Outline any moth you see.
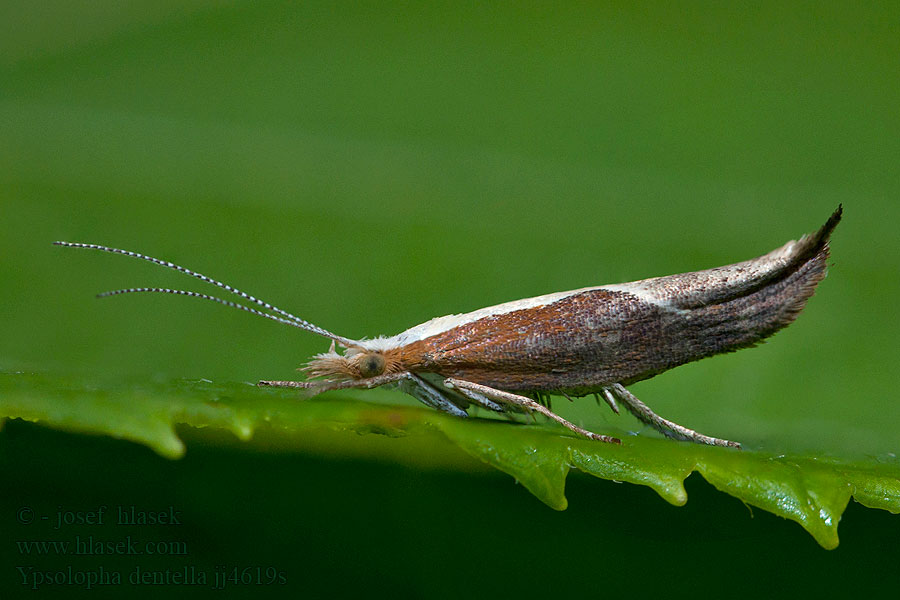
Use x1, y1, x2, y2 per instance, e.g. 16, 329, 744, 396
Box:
55, 206, 842, 449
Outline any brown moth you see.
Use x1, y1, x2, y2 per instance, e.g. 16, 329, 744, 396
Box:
55, 206, 842, 448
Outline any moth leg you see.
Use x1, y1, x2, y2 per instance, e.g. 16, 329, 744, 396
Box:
258, 380, 313, 389
608, 383, 741, 449
439, 383, 505, 413
259, 371, 409, 393
399, 373, 469, 418
600, 389, 620, 414
444, 379, 621, 444
260, 373, 469, 418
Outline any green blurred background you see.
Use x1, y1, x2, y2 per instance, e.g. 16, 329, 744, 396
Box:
2, 1, 899, 596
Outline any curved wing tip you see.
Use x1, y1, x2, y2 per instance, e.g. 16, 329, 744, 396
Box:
822, 204, 843, 239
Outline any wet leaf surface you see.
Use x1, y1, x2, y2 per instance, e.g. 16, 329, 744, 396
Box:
3, 372, 897, 549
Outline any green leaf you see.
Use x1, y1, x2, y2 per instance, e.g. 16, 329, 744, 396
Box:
2, 372, 897, 550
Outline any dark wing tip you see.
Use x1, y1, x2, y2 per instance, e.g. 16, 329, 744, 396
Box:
819, 204, 843, 243
794, 205, 843, 265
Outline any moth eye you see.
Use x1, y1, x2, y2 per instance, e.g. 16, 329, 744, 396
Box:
358, 353, 386, 378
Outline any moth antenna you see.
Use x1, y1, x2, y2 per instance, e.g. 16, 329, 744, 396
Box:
97, 287, 350, 336
54, 241, 357, 347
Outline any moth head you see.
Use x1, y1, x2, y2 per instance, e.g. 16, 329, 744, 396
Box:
303, 343, 396, 382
